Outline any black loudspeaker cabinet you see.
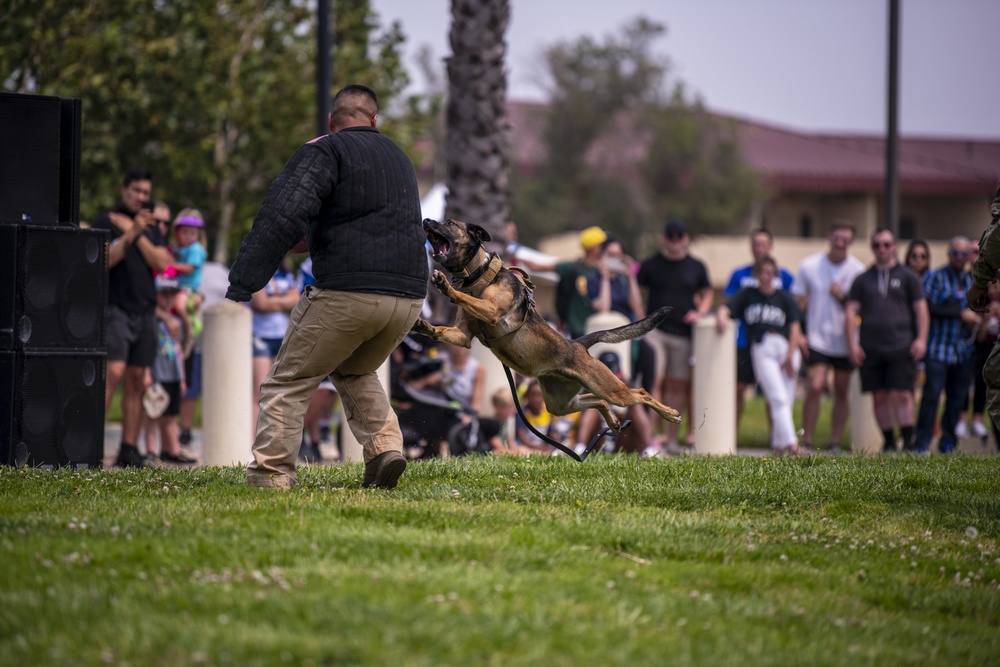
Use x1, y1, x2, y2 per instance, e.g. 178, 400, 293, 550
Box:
0, 225, 109, 351
0, 350, 106, 468
59, 97, 83, 225
0, 92, 63, 225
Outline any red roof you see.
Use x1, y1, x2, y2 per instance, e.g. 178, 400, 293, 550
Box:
503, 100, 1000, 195
728, 114, 999, 194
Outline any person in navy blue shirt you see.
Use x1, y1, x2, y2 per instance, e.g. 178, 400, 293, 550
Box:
723, 229, 794, 430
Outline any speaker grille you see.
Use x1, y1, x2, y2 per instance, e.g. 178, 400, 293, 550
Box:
0, 225, 108, 350
0, 92, 62, 225
0, 351, 106, 467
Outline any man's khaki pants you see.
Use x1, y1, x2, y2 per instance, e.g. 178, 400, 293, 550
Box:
247, 287, 423, 488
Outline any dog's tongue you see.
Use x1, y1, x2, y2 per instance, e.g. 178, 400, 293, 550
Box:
430, 236, 449, 256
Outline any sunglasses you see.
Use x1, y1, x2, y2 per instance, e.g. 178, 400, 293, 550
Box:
909, 253, 927, 260
871, 241, 894, 249
950, 250, 970, 258
666, 232, 685, 241
154, 219, 170, 225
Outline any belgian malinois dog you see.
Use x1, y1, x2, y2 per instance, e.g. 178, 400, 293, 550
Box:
412, 218, 682, 434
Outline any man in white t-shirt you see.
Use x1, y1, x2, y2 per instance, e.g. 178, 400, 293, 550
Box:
791, 222, 866, 451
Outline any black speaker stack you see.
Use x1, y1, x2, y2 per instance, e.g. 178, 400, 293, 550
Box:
0, 91, 108, 468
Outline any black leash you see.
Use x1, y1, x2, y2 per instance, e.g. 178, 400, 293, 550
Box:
502, 364, 628, 462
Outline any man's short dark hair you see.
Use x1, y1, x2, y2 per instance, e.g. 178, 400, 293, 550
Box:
753, 255, 778, 276
870, 227, 894, 243
123, 168, 153, 187
331, 84, 378, 123
750, 228, 773, 242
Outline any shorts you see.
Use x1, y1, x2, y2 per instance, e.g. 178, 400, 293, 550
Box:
736, 346, 756, 385
161, 380, 182, 417
253, 336, 284, 358
859, 347, 916, 393
805, 347, 854, 372
106, 304, 158, 367
646, 328, 692, 382
183, 350, 202, 399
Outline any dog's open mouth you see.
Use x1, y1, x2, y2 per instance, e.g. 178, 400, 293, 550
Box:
427, 230, 450, 258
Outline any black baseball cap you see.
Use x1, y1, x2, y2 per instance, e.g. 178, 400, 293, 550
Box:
664, 218, 688, 237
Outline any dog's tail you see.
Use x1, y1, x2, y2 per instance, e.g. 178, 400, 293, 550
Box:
575, 307, 673, 349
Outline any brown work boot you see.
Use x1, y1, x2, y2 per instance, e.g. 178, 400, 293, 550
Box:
362, 450, 407, 489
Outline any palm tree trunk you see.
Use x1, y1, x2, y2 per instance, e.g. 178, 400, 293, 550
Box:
444, 0, 511, 247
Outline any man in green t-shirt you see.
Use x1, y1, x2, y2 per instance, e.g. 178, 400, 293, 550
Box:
554, 226, 607, 338
510, 225, 606, 339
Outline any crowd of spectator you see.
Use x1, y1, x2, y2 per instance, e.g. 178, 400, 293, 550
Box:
98, 168, 998, 465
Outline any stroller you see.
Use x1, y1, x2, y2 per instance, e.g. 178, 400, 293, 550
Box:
392, 338, 487, 458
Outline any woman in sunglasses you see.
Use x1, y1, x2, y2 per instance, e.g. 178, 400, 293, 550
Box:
904, 239, 931, 277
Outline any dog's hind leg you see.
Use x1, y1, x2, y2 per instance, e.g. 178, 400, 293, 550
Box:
564, 393, 623, 433
628, 388, 683, 424
567, 361, 684, 425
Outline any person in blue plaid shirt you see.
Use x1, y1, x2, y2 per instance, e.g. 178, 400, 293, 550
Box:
914, 236, 981, 453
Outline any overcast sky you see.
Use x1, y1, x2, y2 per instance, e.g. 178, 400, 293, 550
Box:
370, 0, 1000, 139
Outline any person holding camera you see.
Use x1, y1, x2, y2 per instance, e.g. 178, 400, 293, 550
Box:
91, 168, 173, 468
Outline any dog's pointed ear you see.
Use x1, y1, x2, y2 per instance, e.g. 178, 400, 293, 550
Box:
468, 223, 492, 244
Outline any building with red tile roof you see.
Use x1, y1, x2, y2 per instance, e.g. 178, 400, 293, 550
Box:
497, 101, 1000, 241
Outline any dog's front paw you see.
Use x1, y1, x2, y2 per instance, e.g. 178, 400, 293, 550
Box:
431, 269, 450, 294
411, 318, 435, 337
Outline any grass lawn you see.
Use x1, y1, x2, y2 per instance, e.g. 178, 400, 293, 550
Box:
1, 454, 998, 666
108, 388, 845, 452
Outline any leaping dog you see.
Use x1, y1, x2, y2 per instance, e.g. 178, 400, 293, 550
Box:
411, 218, 682, 434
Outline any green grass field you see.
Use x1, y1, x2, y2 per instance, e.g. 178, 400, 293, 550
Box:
2, 454, 998, 666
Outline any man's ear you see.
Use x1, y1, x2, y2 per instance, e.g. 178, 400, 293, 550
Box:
468, 223, 492, 244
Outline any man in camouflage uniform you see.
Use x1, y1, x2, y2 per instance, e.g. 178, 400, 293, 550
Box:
965, 185, 1000, 441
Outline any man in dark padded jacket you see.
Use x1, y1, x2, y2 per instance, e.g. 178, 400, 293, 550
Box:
226, 84, 428, 490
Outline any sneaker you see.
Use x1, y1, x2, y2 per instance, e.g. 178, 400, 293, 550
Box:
160, 452, 197, 465
115, 445, 149, 468
179, 429, 192, 446
971, 421, 989, 438
362, 450, 407, 489
955, 421, 968, 438
298, 441, 321, 464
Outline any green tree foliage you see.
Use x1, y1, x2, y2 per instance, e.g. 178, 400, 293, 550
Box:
0, 0, 419, 262
512, 18, 760, 254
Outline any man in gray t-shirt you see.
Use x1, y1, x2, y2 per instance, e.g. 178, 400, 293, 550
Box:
845, 228, 928, 452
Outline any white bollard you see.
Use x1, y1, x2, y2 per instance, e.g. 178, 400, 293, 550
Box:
849, 372, 882, 455
585, 312, 632, 379
692, 316, 737, 455
471, 338, 507, 418
336, 360, 390, 464
201, 302, 253, 466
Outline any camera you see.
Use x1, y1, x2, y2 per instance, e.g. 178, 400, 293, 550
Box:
604, 257, 627, 273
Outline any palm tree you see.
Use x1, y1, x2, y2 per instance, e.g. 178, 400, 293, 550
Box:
444, 0, 510, 246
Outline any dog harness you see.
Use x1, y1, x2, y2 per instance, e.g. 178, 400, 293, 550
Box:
453, 248, 505, 297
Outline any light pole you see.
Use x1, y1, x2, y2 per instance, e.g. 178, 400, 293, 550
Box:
885, 0, 900, 235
